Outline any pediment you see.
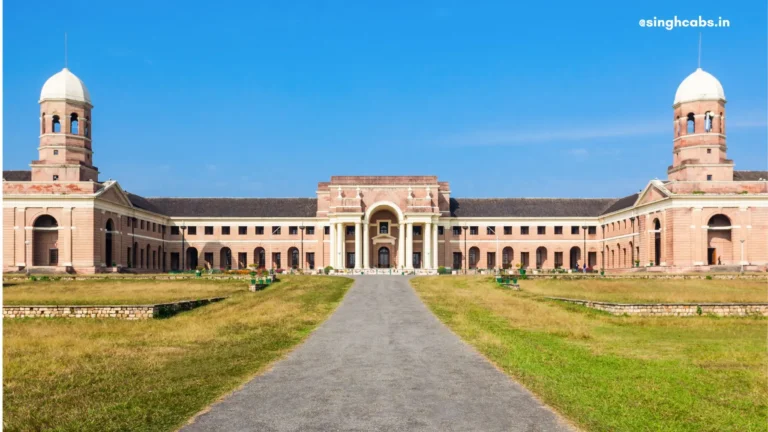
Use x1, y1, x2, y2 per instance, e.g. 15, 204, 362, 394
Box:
372, 234, 396, 244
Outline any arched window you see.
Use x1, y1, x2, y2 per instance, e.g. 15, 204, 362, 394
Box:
720, 112, 724, 134
52, 115, 61, 133
70, 113, 79, 134
708, 214, 731, 227
675, 116, 680, 136
41, 113, 46, 134
84, 117, 90, 138
704, 111, 712, 132
686, 113, 695, 134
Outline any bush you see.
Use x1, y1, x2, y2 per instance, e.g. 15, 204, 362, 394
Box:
324, 266, 333, 275
437, 266, 448, 275
705, 275, 713, 280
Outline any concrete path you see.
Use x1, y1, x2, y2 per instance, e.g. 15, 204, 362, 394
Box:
183, 276, 572, 432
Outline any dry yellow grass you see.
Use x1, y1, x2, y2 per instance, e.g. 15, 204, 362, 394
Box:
522, 277, 767, 303
3, 278, 246, 305
411, 276, 767, 431
3, 276, 353, 431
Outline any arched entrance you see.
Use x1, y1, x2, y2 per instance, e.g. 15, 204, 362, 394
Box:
105, 219, 114, 267
288, 247, 300, 269
536, 246, 548, 269
707, 214, 732, 265
569, 246, 580, 269
32, 215, 59, 266
468, 247, 480, 269
377, 246, 390, 268
186, 247, 198, 270
220, 247, 232, 270
254, 247, 265, 268
502, 246, 513, 268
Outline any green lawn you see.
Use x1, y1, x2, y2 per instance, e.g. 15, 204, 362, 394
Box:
411, 276, 767, 432
3, 278, 247, 305
3, 276, 353, 431
520, 277, 767, 303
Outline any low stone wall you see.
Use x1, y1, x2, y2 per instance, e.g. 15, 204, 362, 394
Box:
3, 298, 225, 320
549, 297, 768, 317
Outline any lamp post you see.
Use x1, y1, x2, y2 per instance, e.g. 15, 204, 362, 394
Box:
462, 225, 468, 274
581, 225, 588, 272
740, 239, 745, 273
299, 224, 305, 270
180, 224, 187, 271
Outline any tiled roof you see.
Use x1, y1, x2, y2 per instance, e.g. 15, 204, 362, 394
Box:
600, 193, 640, 215
733, 171, 768, 181
2, 170, 31, 181
449, 198, 617, 218
128, 196, 318, 218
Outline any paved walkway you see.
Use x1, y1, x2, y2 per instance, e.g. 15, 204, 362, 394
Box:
183, 276, 572, 432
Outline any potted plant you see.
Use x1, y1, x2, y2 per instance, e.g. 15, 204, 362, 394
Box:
634, 260, 640, 267
600, 268, 605, 276
195, 265, 204, 277
516, 263, 526, 277
324, 265, 333, 275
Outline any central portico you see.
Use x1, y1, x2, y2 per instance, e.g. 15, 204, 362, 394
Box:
319, 176, 446, 270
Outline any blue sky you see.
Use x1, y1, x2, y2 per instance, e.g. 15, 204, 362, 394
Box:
4, 1, 767, 198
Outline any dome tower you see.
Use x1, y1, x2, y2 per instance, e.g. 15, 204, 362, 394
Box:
668, 68, 732, 182
32, 68, 98, 182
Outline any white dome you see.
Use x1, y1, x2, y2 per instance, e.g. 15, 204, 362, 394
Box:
674, 68, 725, 105
39, 68, 91, 104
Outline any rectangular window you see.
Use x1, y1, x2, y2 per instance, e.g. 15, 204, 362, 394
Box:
255, 226, 264, 235
380, 222, 389, 234
238, 226, 247, 235
53, 149, 59, 155
49, 248, 59, 265
554, 252, 563, 268
289, 226, 298, 235
452, 227, 462, 236
204, 252, 214, 266
238, 252, 247, 269
152, 223, 156, 232
188, 226, 197, 235
346, 226, 355, 236
469, 226, 478, 235
555, 226, 563, 235
588, 226, 597, 235
306, 252, 315, 270
306, 226, 315, 235
52, 175, 59, 181
272, 252, 282, 269
453, 252, 462, 269
140, 220, 145, 230
521, 226, 529, 235
537, 226, 546, 235
272, 226, 281, 235
487, 252, 496, 268
487, 226, 496, 235
171, 226, 180, 235
437, 226, 444, 235
413, 226, 422, 236
127, 218, 131, 228
707, 174, 713, 181
324, 226, 330, 235
205, 226, 214, 235
520, 252, 530, 268
503, 226, 512, 235
707, 148, 712, 154
571, 226, 579, 235
222, 226, 230, 235
588, 251, 597, 268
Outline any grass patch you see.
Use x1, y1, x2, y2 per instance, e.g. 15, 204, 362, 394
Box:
411, 276, 767, 432
3, 275, 353, 431
522, 277, 767, 303
3, 279, 247, 305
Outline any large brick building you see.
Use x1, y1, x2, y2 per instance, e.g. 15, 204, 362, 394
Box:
3, 67, 767, 274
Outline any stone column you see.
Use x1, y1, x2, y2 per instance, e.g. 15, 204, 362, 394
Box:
337, 222, 345, 269
432, 223, 439, 268
406, 222, 414, 269
363, 219, 370, 269
329, 222, 336, 269
354, 221, 362, 269
397, 222, 405, 268
424, 222, 432, 269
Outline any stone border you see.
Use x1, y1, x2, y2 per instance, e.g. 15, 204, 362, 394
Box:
548, 297, 768, 317
3, 297, 226, 320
